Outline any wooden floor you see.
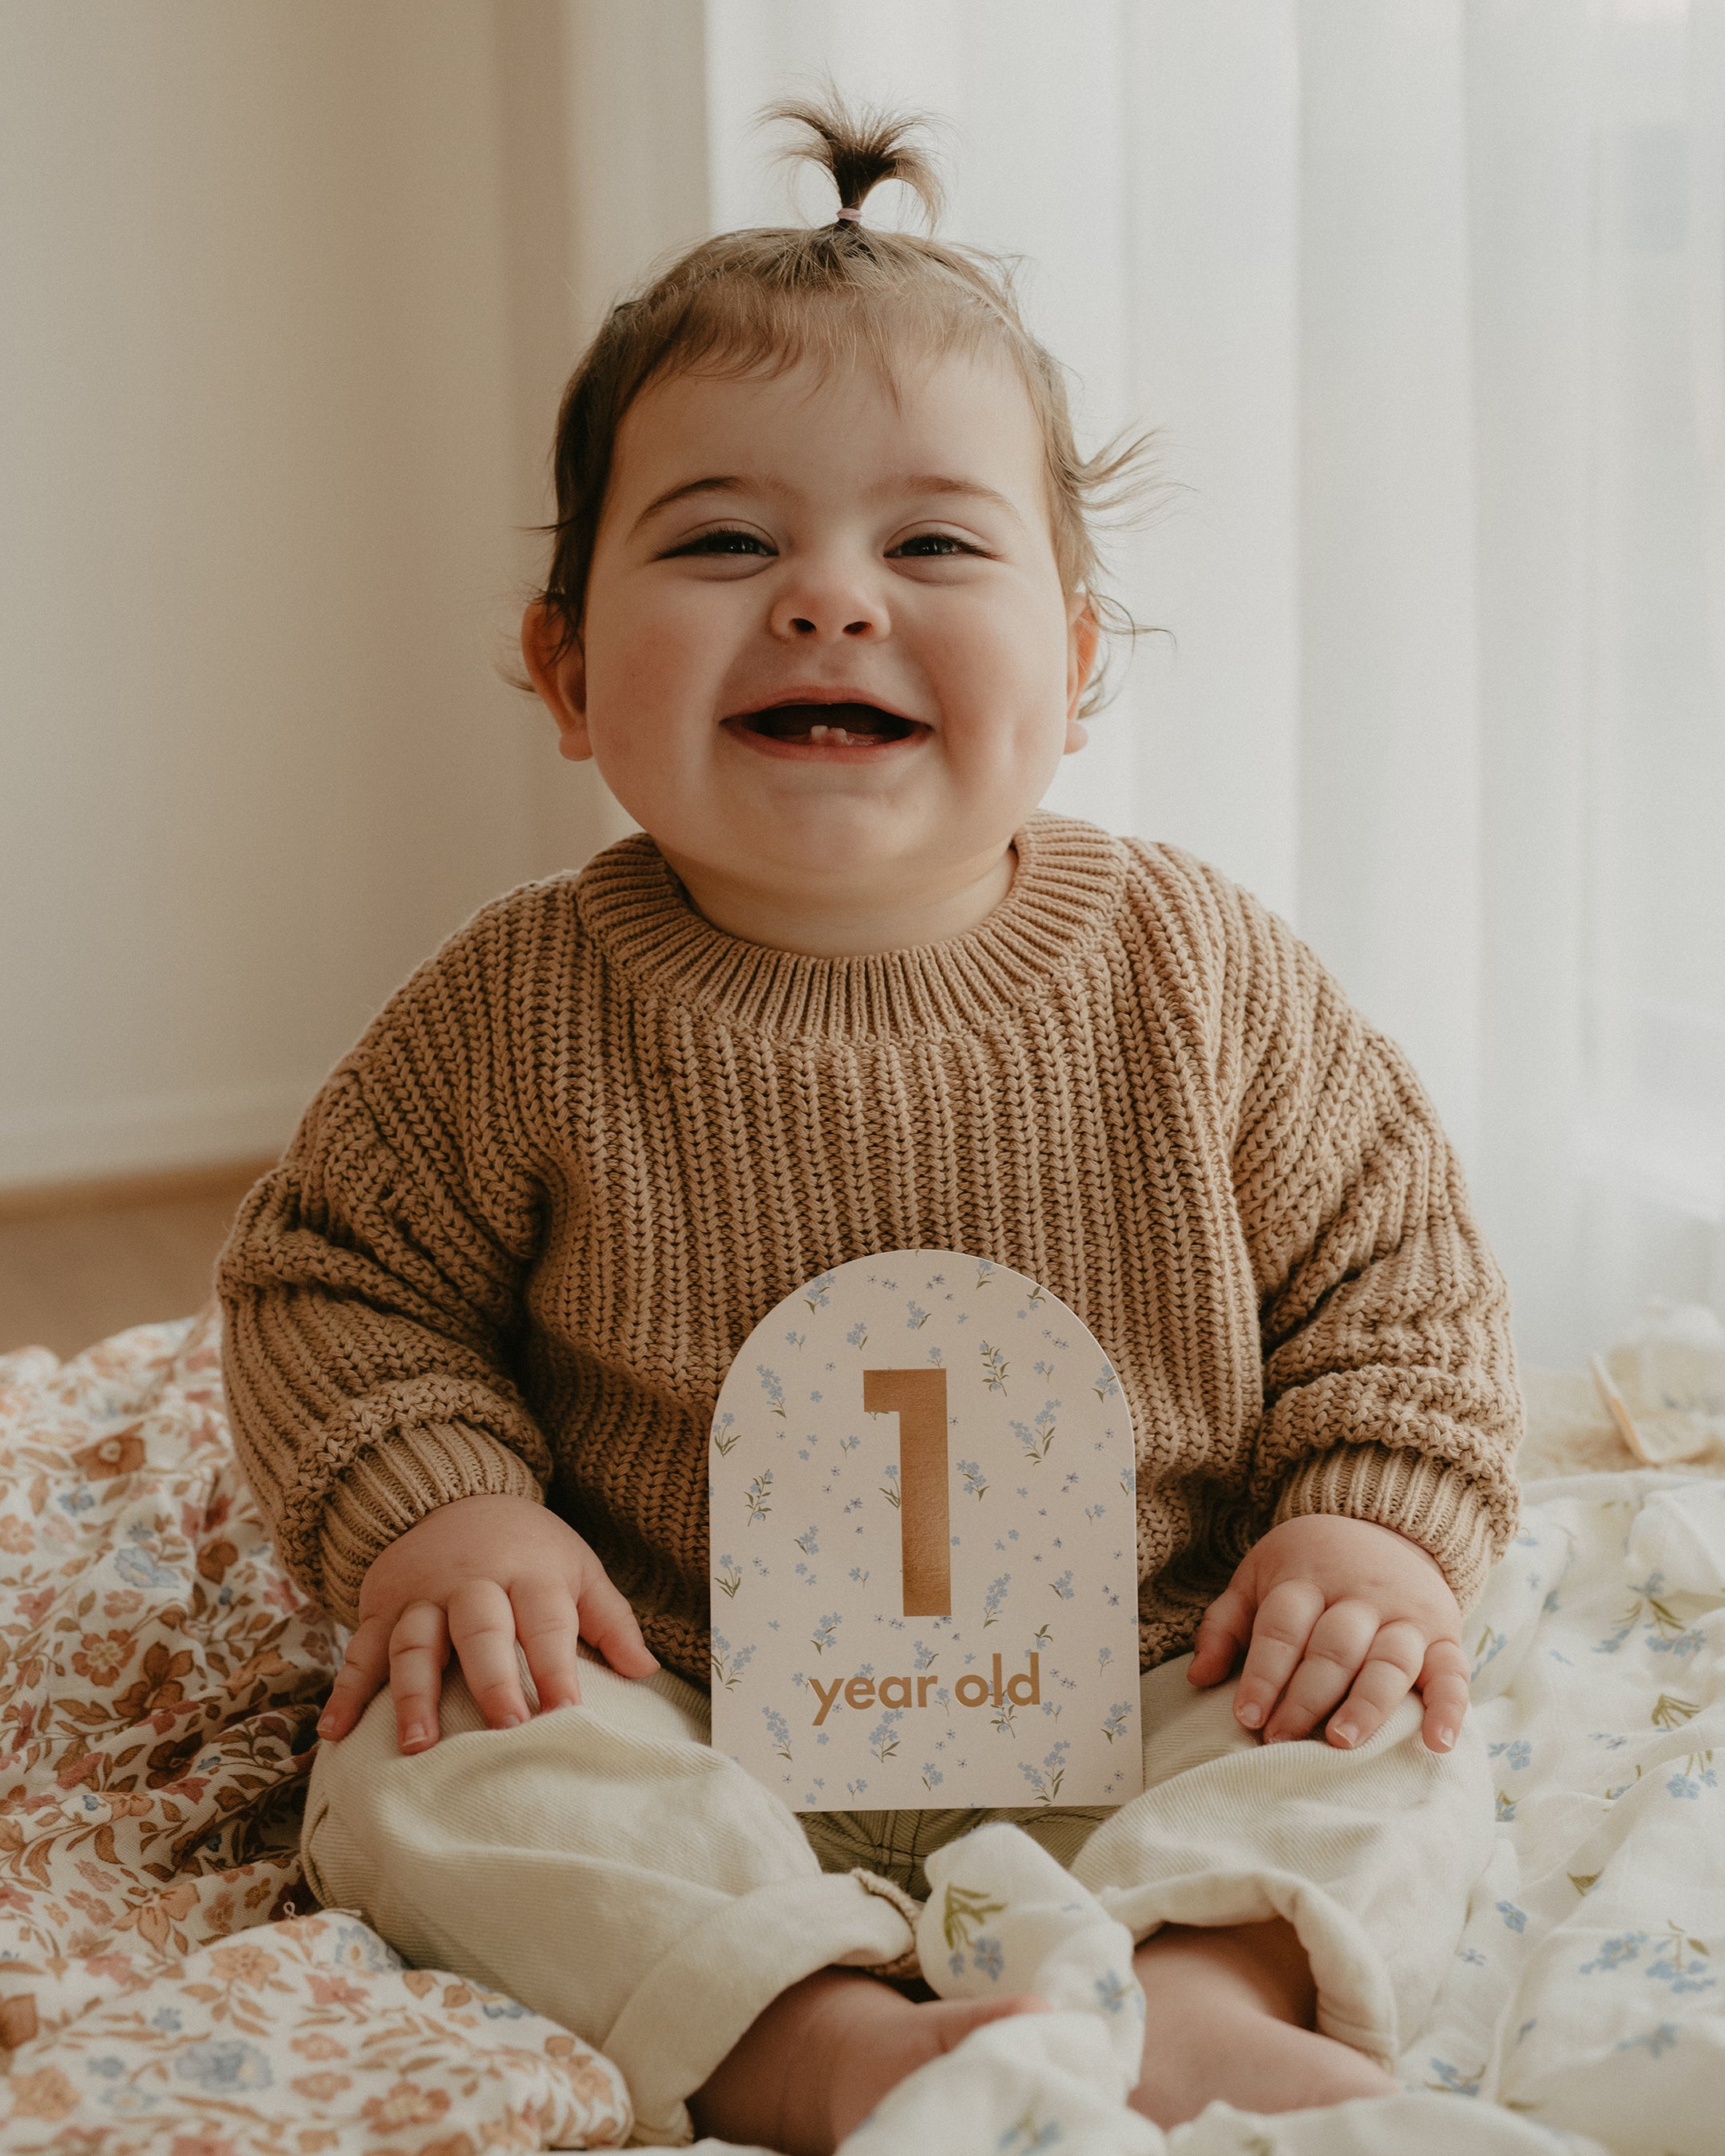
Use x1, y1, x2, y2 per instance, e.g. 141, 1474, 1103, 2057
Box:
0, 1161, 273, 1362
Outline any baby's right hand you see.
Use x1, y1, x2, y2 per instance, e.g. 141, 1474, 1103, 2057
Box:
315, 1492, 658, 1754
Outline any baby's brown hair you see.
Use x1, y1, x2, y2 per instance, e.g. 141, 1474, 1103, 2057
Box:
532, 90, 1152, 715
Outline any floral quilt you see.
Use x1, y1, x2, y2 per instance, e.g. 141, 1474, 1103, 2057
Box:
2, 1310, 1722, 2156
0, 1310, 632, 2152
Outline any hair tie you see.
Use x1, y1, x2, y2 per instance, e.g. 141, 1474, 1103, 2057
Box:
834, 204, 862, 224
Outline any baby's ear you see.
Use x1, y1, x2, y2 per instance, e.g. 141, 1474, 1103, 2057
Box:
521, 601, 593, 763
1064, 597, 1100, 754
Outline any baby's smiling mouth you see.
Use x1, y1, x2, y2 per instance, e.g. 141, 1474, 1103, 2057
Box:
726, 701, 924, 749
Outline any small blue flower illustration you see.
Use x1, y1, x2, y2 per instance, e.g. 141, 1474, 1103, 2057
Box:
1614, 2022, 1679, 2058
1093, 1968, 1141, 2018
1580, 1932, 1647, 1975
115, 1541, 180, 1591
331, 1922, 402, 1972
173, 2039, 273, 2092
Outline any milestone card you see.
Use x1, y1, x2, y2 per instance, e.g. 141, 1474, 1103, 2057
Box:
709, 1251, 1144, 1811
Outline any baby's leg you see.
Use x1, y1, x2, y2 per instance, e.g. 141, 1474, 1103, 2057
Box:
1125, 1917, 1393, 2124
692, 1966, 1047, 2154
1050, 1652, 1492, 2125
302, 1654, 951, 2146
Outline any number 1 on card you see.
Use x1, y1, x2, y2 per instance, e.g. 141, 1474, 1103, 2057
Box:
862, 1367, 951, 1616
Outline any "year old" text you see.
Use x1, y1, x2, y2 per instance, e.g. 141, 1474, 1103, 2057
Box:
807, 1653, 1041, 1726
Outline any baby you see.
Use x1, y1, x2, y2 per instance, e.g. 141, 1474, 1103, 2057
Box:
220, 99, 1518, 2154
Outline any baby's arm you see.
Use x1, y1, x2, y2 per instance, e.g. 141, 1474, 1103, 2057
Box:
1188, 1512, 1468, 1752
1155, 853, 1520, 1722
218, 894, 651, 1742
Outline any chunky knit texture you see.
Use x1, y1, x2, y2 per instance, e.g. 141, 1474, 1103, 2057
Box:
218, 814, 1521, 1685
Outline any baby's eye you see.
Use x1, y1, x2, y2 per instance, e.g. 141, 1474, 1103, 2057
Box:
664, 528, 773, 557
890, 532, 983, 558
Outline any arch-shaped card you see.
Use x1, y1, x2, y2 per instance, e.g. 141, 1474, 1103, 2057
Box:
709, 1251, 1144, 1811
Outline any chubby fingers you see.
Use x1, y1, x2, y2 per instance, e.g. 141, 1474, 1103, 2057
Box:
576, 1558, 660, 1680
511, 1575, 585, 1713
1188, 1579, 1255, 1689
1258, 1597, 1386, 1742
318, 1613, 392, 1742
1229, 1579, 1326, 1733
1415, 1636, 1470, 1753
389, 1599, 454, 1753
1321, 1618, 1428, 1749
446, 1577, 532, 1734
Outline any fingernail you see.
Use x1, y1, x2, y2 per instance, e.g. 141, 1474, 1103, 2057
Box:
316, 1716, 335, 1738
1434, 1725, 1456, 1750
1331, 1722, 1358, 1748
500, 1711, 527, 1728
403, 1724, 428, 1750
1237, 1703, 1263, 1729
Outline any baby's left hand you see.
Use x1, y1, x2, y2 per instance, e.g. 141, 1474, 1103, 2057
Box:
1188, 1514, 1468, 1754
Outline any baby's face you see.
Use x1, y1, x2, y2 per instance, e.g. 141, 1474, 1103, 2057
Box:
541, 344, 1092, 939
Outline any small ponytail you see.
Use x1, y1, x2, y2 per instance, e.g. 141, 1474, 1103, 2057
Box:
763, 85, 945, 230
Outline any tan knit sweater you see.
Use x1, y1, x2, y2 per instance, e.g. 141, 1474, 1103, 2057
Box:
218, 814, 1521, 1685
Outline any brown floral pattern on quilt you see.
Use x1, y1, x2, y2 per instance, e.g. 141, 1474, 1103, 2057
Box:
0, 1309, 631, 2150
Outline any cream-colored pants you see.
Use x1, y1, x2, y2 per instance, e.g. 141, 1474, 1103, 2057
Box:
303, 1653, 1490, 2144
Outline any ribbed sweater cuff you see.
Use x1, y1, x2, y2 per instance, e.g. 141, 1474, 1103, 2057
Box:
1272, 1444, 1496, 1611
317, 1423, 543, 1626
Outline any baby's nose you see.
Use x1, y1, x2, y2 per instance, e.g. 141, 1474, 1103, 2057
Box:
770, 577, 886, 642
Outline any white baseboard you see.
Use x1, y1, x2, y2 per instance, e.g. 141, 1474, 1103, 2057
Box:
0, 1081, 318, 1191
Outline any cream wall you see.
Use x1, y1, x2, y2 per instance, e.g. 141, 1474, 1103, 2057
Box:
0, 1, 702, 1188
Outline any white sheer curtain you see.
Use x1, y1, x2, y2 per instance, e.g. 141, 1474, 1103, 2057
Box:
681, 0, 1725, 1368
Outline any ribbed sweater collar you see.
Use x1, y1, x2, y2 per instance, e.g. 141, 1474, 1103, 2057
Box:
574, 810, 1128, 1041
